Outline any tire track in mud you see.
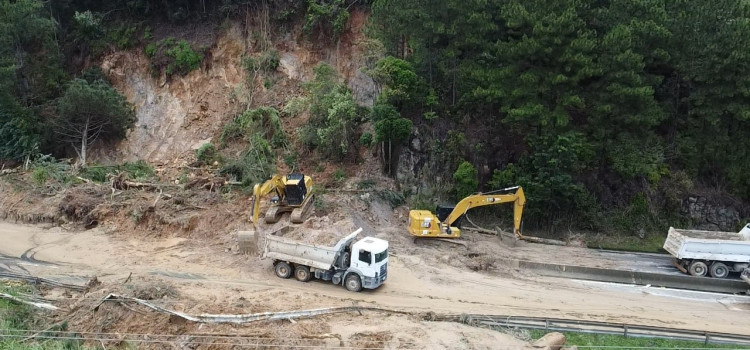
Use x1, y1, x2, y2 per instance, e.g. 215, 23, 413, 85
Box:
0, 250, 58, 275
0, 230, 67, 276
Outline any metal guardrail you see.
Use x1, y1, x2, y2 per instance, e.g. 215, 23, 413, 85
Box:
435, 314, 750, 346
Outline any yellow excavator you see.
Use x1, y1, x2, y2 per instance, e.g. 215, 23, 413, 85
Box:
408, 186, 526, 239
251, 173, 314, 224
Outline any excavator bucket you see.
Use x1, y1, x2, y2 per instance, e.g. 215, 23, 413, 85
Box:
237, 229, 259, 255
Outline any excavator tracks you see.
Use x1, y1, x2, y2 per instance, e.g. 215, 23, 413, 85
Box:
264, 206, 283, 224
290, 195, 315, 224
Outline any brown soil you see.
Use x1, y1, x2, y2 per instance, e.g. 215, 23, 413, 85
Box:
264, 217, 358, 246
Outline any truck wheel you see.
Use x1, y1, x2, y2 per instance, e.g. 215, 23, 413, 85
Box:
688, 261, 708, 277
344, 274, 362, 292
275, 262, 292, 279
709, 262, 729, 279
294, 265, 312, 282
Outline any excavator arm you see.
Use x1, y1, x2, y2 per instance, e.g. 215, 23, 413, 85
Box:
443, 186, 526, 237
250, 175, 285, 224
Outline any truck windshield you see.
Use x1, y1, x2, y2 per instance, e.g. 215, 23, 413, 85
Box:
375, 249, 388, 263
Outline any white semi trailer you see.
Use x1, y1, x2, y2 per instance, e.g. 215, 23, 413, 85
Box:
663, 223, 750, 279
239, 226, 388, 292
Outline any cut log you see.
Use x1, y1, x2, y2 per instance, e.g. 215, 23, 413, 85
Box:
531, 332, 566, 350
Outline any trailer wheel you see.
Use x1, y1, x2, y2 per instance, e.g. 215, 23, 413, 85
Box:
344, 274, 362, 292
688, 261, 708, 277
709, 262, 729, 279
294, 265, 312, 282
275, 262, 292, 279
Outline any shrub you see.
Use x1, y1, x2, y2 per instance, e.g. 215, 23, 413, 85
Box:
29, 155, 72, 186
357, 179, 375, 190
359, 132, 373, 147
108, 23, 138, 50
166, 40, 203, 76
377, 189, 405, 208
196, 143, 219, 165
219, 134, 275, 186
144, 43, 157, 57
333, 168, 346, 183
220, 107, 284, 147
282, 97, 308, 117
32, 167, 48, 186
453, 161, 478, 200
244, 50, 280, 74
146, 38, 203, 77
78, 160, 155, 183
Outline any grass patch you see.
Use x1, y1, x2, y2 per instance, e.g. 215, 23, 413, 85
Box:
0, 282, 93, 349
529, 330, 750, 349
78, 160, 156, 183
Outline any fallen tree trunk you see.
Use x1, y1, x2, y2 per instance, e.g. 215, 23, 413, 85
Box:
0, 272, 88, 291
531, 332, 566, 350
98, 294, 409, 324
0, 292, 58, 310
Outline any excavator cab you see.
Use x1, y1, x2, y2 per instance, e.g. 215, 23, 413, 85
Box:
435, 205, 464, 228
284, 173, 308, 206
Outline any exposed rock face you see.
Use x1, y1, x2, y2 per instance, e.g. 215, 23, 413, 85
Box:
396, 128, 432, 192
278, 52, 302, 80
348, 69, 377, 107
100, 25, 246, 165
97, 12, 375, 165
682, 196, 743, 231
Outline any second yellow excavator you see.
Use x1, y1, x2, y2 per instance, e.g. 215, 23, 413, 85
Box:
251, 173, 314, 224
408, 186, 526, 239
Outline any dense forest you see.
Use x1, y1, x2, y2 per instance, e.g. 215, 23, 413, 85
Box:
1, 0, 749, 233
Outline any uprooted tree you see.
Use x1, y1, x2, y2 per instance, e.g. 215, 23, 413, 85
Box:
54, 79, 135, 166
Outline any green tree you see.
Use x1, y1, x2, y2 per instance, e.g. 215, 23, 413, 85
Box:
372, 102, 412, 176
664, 0, 750, 199
54, 79, 135, 165
304, 0, 351, 41
490, 132, 594, 229
0, 0, 64, 162
300, 63, 360, 162
371, 57, 421, 107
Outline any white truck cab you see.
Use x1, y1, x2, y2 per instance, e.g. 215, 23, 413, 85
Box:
349, 237, 389, 289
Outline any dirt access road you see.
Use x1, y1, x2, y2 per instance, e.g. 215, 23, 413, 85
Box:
1, 220, 749, 337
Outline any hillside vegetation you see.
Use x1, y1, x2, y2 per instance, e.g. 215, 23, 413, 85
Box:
1, 0, 749, 235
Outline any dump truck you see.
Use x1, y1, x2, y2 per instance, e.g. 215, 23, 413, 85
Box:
663, 223, 750, 278
238, 226, 388, 292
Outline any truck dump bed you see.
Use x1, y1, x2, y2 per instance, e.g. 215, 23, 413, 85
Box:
663, 227, 750, 263
263, 227, 362, 271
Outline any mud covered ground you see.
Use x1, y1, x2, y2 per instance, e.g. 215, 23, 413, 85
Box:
1, 172, 750, 349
